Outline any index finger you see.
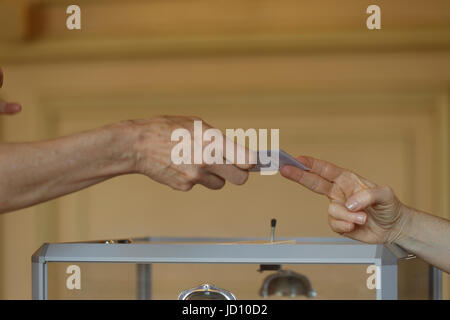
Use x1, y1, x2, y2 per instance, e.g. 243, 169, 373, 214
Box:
280, 165, 334, 197
296, 156, 345, 182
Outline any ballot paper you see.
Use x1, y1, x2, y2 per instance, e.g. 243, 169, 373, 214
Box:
249, 149, 311, 172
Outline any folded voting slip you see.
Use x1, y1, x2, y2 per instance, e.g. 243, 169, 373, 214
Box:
249, 149, 311, 172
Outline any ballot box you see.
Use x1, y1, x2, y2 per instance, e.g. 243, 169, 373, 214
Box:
31, 237, 441, 300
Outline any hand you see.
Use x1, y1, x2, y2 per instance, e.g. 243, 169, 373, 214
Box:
128, 116, 252, 191
0, 68, 21, 115
280, 156, 410, 244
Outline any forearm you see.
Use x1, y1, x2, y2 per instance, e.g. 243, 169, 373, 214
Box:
395, 206, 450, 273
0, 121, 137, 214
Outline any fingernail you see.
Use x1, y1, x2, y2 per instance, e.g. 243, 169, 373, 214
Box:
346, 201, 359, 211
354, 214, 365, 224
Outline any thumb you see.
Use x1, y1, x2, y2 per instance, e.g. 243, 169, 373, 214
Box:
345, 186, 394, 212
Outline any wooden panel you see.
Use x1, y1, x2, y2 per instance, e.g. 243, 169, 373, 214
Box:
26, 0, 450, 38
0, 52, 449, 96
1, 0, 450, 63
0, 1, 28, 41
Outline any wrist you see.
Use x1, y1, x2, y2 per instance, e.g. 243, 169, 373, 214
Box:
390, 203, 414, 245
104, 120, 142, 175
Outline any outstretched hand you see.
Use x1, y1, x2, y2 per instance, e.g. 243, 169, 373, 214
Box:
280, 156, 408, 244
130, 116, 253, 191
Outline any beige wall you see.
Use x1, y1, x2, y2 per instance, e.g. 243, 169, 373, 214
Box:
0, 0, 449, 299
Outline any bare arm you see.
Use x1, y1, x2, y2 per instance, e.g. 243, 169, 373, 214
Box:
280, 156, 450, 273
392, 207, 450, 273
0, 122, 135, 213
1, 68, 251, 214
0, 116, 251, 214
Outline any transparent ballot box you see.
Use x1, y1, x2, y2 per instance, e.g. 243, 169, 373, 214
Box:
31, 237, 440, 300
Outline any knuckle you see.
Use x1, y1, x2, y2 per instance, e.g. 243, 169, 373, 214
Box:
321, 163, 335, 179
329, 216, 352, 234
328, 216, 337, 228
348, 172, 359, 180
343, 223, 353, 232
328, 203, 338, 216
380, 185, 395, 202
382, 185, 393, 195
215, 180, 226, 190
185, 169, 202, 183
235, 171, 249, 185
310, 179, 321, 192
362, 189, 374, 202
178, 183, 193, 191
330, 223, 343, 234
341, 171, 353, 180
330, 225, 339, 233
